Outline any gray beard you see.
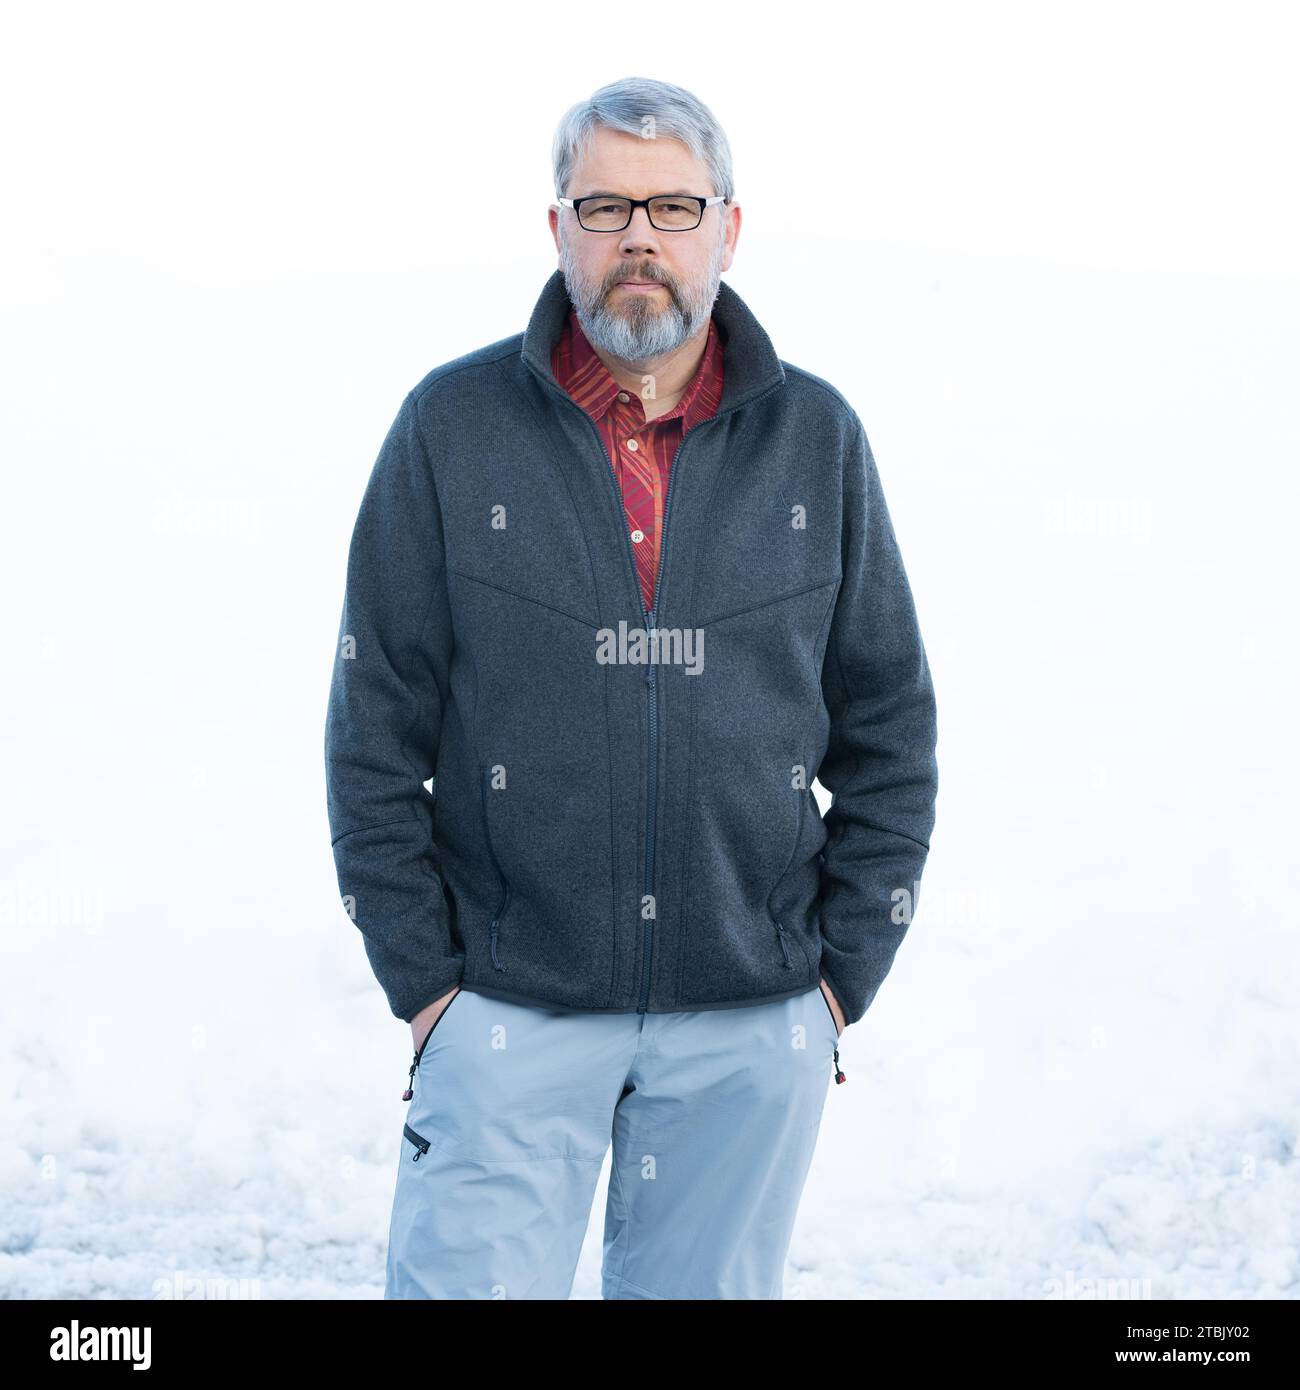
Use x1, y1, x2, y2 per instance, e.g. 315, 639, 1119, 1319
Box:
557, 230, 726, 368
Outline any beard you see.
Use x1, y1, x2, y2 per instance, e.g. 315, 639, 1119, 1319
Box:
558, 227, 726, 366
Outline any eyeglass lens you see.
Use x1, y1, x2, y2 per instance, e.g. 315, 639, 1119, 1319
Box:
579, 197, 702, 231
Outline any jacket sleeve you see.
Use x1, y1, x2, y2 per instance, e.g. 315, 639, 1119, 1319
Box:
323, 388, 465, 1023
816, 412, 938, 1027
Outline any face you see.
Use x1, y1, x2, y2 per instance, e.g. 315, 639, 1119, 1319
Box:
549, 126, 741, 365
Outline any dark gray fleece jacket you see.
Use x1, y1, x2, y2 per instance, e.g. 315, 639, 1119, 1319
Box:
324, 269, 938, 1027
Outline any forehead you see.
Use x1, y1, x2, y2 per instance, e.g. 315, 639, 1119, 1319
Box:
569, 125, 709, 196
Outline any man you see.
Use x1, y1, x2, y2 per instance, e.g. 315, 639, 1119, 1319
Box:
324, 76, 938, 1300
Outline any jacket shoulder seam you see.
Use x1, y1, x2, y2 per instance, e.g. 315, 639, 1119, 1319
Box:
777, 361, 862, 431
408, 340, 523, 408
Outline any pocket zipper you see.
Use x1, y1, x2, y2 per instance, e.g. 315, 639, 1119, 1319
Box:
489, 916, 505, 970
481, 765, 510, 972
402, 1122, 431, 1162
773, 920, 793, 968
401, 987, 462, 1101
817, 982, 848, 1085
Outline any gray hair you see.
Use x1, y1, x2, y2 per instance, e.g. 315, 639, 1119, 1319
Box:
551, 77, 735, 204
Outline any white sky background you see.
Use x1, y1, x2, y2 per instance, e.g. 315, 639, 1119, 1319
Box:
1, 1, 1298, 1298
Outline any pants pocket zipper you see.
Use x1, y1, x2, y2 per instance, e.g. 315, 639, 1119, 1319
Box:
401, 986, 462, 1101
817, 982, 848, 1086
402, 1122, 431, 1162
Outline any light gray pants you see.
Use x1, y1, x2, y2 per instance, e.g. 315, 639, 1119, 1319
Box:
385, 983, 840, 1299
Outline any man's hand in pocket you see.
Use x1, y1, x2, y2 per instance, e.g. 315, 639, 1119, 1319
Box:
410, 985, 460, 1053
819, 977, 846, 1037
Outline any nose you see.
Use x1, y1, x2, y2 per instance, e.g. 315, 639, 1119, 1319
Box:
617, 203, 661, 257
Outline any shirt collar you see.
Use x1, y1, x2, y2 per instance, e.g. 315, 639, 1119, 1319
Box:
524, 267, 784, 419
552, 305, 724, 433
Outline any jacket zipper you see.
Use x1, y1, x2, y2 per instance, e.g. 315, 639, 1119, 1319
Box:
528, 367, 785, 1013
403, 1121, 431, 1161
635, 425, 692, 1012
537, 384, 692, 1015
481, 765, 511, 971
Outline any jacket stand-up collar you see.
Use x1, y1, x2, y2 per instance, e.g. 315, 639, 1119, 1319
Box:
521, 268, 786, 417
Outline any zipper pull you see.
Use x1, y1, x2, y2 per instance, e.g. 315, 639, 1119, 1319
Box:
489, 920, 504, 970
401, 1053, 417, 1102
774, 921, 792, 967
832, 1046, 846, 1084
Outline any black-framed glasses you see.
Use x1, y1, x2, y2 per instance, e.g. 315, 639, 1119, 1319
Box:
557, 194, 727, 232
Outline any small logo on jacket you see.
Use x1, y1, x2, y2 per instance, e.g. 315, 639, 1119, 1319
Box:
596, 621, 704, 674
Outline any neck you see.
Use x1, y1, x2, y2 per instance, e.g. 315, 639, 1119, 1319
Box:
589, 320, 710, 421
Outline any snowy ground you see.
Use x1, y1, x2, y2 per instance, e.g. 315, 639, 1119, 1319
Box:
3, 16, 1298, 1293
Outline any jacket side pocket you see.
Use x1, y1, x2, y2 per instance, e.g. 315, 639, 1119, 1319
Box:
771, 916, 814, 975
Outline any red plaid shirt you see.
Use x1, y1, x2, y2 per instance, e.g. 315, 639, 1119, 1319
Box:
552, 306, 724, 613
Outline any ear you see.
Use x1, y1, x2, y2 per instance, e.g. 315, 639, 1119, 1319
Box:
720, 200, 741, 273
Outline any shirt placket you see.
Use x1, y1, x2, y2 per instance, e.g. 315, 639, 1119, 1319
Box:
609, 391, 662, 612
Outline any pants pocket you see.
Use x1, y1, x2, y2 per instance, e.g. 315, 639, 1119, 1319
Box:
400, 987, 465, 1101
415, 986, 465, 1066
815, 982, 840, 1044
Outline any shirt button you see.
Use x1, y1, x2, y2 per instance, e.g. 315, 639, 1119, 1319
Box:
630, 528, 645, 543
617, 392, 630, 403
626, 439, 639, 451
